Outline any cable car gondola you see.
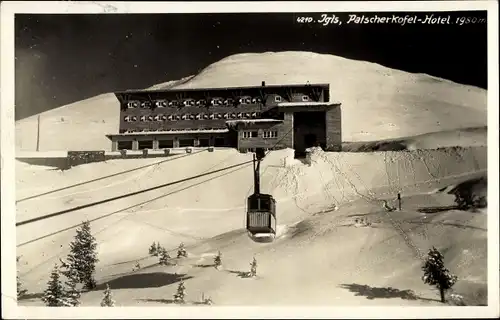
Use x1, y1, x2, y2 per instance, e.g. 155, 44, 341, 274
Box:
246, 148, 277, 243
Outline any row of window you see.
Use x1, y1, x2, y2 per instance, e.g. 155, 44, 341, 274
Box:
124, 112, 261, 122
120, 127, 223, 133
125, 95, 311, 109
242, 130, 278, 139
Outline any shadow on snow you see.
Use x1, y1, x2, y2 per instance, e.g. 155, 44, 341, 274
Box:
96, 272, 193, 290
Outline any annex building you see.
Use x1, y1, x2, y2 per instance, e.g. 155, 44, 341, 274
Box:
106, 81, 342, 156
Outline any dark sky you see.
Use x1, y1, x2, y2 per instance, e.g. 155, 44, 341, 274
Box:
15, 11, 487, 120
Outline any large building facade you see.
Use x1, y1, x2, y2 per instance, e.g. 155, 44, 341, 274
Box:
106, 82, 342, 155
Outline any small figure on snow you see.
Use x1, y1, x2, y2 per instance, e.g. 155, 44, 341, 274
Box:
382, 200, 396, 212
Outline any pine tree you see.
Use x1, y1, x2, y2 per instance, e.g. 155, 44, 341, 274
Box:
214, 251, 222, 269
177, 242, 188, 258
16, 256, 27, 299
62, 268, 81, 307
42, 264, 66, 307
173, 281, 186, 304
60, 220, 99, 290
422, 246, 458, 303
249, 257, 257, 277
158, 247, 171, 266
149, 242, 158, 256
100, 284, 115, 307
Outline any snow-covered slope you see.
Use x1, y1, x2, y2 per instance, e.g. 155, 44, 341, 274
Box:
16, 146, 487, 306
14, 51, 489, 307
15, 51, 487, 151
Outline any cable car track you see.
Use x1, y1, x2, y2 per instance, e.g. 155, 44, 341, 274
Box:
16, 150, 208, 203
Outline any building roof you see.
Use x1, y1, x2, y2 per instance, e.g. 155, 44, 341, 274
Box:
114, 83, 330, 100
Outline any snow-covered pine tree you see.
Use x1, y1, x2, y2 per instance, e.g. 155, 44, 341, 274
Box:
249, 257, 257, 277
60, 220, 99, 290
62, 268, 81, 307
100, 284, 115, 307
159, 247, 171, 266
149, 242, 158, 256
173, 281, 186, 304
214, 251, 222, 269
177, 242, 188, 258
422, 246, 458, 303
42, 264, 66, 307
16, 256, 27, 299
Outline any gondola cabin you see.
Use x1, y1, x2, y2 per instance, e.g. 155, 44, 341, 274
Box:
247, 193, 277, 236
246, 148, 277, 241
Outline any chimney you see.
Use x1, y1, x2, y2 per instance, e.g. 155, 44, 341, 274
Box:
261, 81, 266, 87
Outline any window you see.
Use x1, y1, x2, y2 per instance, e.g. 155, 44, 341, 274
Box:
243, 131, 258, 139
189, 114, 195, 120
203, 114, 210, 120
274, 95, 282, 102
138, 140, 153, 150
158, 140, 174, 148
251, 112, 257, 118
223, 113, 229, 119
154, 115, 161, 121
147, 115, 154, 121
263, 131, 278, 139
124, 116, 131, 122
175, 115, 181, 121
140, 115, 148, 122
244, 113, 251, 118
141, 101, 152, 108
209, 114, 215, 119
199, 138, 210, 147
230, 113, 237, 119
181, 114, 188, 120
179, 139, 194, 147
302, 95, 310, 102
117, 141, 133, 150
127, 101, 139, 108
237, 113, 243, 119
195, 114, 202, 120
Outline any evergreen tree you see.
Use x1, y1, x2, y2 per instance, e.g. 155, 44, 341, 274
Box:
42, 265, 66, 307
249, 257, 257, 277
177, 242, 188, 258
100, 284, 115, 307
149, 242, 158, 256
158, 247, 171, 266
422, 246, 458, 303
16, 256, 27, 299
60, 220, 99, 290
173, 281, 186, 304
214, 251, 222, 269
62, 268, 81, 307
